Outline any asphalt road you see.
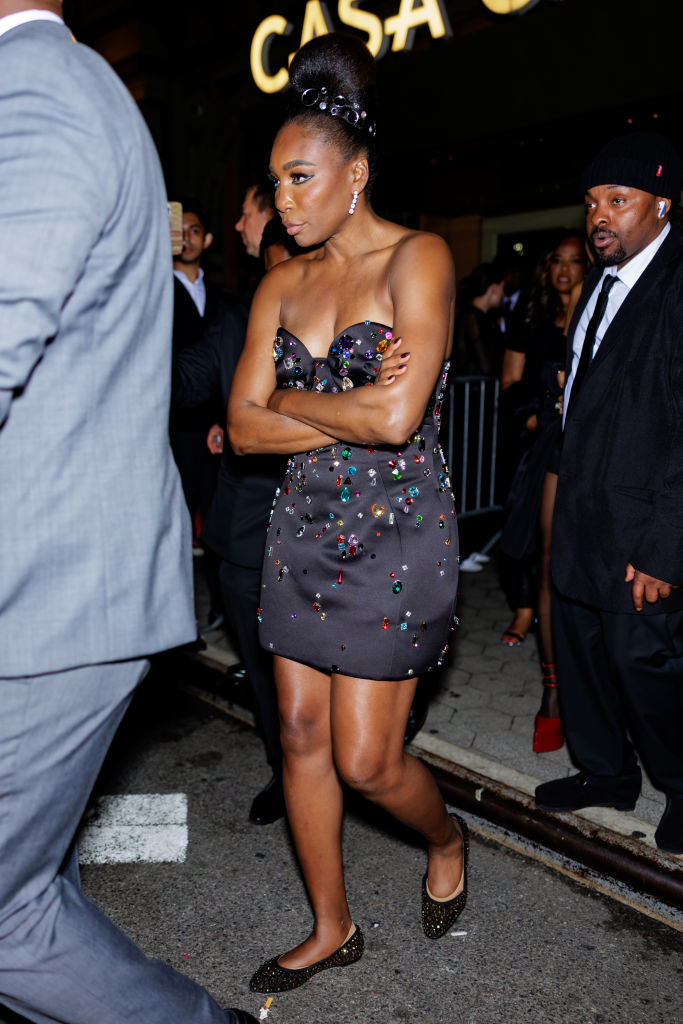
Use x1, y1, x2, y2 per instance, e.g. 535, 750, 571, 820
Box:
9, 661, 681, 1024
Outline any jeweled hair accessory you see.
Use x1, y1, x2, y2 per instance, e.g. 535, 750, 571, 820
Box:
300, 85, 376, 137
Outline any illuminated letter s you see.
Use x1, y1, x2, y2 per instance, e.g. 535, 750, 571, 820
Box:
338, 0, 387, 58
384, 0, 452, 52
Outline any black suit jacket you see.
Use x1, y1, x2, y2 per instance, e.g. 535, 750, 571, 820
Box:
170, 275, 220, 434
172, 294, 285, 569
552, 227, 683, 615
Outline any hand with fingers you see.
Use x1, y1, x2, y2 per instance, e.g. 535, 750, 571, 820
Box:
624, 562, 679, 611
374, 336, 410, 386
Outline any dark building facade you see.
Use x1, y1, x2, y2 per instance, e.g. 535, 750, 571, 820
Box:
64, 0, 683, 286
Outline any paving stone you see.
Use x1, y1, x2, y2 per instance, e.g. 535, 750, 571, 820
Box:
423, 700, 455, 728
531, 756, 579, 784
465, 673, 523, 695
436, 686, 491, 712
451, 637, 486, 657
634, 796, 665, 828
499, 658, 539, 677
435, 662, 471, 685
450, 653, 508, 676
450, 707, 513, 733
640, 774, 663, 802
509, 712, 536, 736
427, 718, 476, 748
492, 692, 539, 716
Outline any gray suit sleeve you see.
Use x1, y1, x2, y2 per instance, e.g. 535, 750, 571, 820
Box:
0, 44, 112, 428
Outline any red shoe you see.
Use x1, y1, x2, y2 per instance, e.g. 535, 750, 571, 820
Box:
533, 713, 564, 752
533, 664, 564, 752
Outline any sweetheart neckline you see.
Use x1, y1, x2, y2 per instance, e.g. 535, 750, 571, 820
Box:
277, 321, 392, 360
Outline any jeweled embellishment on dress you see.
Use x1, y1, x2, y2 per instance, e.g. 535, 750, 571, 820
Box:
258, 321, 459, 680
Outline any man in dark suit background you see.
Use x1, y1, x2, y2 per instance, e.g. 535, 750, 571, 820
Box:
173, 184, 294, 827
535, 133, 683, 854
171, 200, 224, 630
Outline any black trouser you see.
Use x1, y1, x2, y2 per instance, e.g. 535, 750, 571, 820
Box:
553, 591, 683, 797
171, 430, 222, 614
218, 559, 281, 771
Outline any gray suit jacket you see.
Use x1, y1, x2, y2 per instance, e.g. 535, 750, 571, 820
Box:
0, 21, 195, 675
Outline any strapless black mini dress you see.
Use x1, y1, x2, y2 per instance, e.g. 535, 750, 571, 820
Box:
258, 321, 459, 680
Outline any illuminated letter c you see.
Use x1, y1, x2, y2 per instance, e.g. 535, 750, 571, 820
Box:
250, 15, 293, 94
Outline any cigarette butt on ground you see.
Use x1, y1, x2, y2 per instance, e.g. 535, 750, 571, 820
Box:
259, 997, 273, 1020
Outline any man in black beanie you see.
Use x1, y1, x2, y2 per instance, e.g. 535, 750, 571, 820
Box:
535, 132, 683, 854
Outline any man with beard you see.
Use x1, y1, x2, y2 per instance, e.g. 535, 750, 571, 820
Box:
535, 133, 683, 855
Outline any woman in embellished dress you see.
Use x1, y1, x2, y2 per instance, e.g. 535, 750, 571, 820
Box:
228, 33, 465, 993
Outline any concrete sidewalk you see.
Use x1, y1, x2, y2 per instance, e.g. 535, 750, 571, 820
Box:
190, 550, 683, 923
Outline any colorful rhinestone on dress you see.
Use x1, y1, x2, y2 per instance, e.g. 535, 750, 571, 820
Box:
260, 322, 458, 678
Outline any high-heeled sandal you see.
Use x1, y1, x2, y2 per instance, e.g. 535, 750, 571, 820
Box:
533, 663, 564, 753
249, 925, 364, 993
501, 629, 526, 647
421, 814, 468, 939
501, 615, 537, 647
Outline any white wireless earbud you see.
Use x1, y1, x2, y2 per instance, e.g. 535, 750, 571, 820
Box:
658, 200, 667, 218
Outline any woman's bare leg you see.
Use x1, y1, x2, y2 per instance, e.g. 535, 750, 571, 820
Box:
272, 662, 463, 971
331, 674, 463, 900
537, 471, 560, 718
273, 656, 352, 969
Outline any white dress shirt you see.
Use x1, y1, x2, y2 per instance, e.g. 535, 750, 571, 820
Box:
564, 222, 670, 418
0, 9, 64, 37
173, 267, 206, 317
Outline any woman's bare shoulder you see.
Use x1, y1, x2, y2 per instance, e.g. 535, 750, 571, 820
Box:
391, 227, 453, 264
383, 229, 454, 295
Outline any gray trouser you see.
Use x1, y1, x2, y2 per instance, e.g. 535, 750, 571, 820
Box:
0, 660, 227, 1024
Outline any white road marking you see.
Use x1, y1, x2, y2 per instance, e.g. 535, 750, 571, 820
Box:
78, 793, 188, 864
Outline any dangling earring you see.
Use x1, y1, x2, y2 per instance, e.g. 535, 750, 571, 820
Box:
348, 189, 359, 215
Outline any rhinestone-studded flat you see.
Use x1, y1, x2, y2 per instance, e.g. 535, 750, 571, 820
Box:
421, 814, 469, 939
249, 925, 364, 993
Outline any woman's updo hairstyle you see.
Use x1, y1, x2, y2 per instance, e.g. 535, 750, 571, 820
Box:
283, 33, 378, 190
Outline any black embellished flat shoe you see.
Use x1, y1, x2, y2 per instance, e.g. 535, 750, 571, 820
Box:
421, 814, 468, 939
249, 925, 364, 993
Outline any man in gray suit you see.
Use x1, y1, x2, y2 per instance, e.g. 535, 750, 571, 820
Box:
0, 4, 255, 1022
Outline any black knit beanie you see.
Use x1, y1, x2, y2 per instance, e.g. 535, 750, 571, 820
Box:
581, 132, 681, 200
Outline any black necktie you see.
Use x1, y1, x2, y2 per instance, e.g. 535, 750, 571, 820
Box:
568, 274, 618, 411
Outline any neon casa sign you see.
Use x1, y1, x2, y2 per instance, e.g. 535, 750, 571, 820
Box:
250, 0, 452, 94
480, 0, 540, 11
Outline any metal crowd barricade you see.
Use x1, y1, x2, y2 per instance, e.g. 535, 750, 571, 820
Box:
442, 374, 502, 556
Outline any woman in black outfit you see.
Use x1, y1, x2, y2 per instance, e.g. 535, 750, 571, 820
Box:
452, 262, 505, 377
498, 232, 587, 750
